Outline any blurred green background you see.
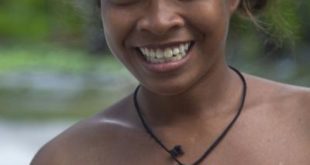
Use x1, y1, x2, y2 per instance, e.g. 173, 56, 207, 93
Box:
0, 0, 309, 121
0, 0, 310, 120
0, 0, 309, 164
0, 0, 138, 121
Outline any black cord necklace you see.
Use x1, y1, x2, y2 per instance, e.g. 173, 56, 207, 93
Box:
133, 66, 247, 165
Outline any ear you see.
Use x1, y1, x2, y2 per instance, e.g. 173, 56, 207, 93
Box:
227, 0, 241, 14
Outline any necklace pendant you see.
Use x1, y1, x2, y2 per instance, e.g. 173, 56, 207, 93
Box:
170, 145, 184, 158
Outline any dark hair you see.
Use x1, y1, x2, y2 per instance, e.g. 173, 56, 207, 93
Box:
238, 0, 268, 14
237, 0, 269, 29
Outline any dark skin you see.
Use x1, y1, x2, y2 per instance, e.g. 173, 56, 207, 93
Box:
31, 0, 310, 164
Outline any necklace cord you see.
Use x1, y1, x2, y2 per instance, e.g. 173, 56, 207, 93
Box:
133, 66, 247, 165
133, 86, 184, 165
193, 66, 247, 164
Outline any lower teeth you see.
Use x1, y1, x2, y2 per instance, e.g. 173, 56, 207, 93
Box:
146, 54, 184, 63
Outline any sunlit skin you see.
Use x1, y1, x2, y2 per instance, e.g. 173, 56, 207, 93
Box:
31, 0, 310, 164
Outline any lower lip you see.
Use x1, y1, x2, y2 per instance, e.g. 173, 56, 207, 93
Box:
139, 47, 194, 73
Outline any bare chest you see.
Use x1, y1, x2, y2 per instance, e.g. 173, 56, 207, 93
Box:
69, 107, 310, 165
66, 132, 310, 165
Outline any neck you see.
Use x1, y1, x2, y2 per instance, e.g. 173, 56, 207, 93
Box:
137, 64, 243, 125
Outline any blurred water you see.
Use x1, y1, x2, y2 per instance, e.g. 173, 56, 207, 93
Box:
0, 71, 137, 118
0, 119, 75, 165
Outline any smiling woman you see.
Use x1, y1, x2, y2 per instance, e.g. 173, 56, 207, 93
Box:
31, 0, 310, 165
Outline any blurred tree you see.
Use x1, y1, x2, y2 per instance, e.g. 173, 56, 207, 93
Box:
0, 0, 109, 54
0, 0, 83, 43
47, 0, 84, 45
230, 0, 302, 61
298, 1, 310, 43
0, 0, 308, 57
0, 0, 50, 40
260, 0, 301, 60
75, 0, 109, 54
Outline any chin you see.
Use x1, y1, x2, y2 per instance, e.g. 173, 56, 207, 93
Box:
141, 80, 194, 96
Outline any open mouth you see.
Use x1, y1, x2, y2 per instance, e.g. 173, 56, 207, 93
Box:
137, 42, 194, 64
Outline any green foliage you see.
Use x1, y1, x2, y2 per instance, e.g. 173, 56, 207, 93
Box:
231, 0, 302, 48
0, 0, 49, 39
298, 1, 310, 38
0, 0, 83, 41
261, 0, 301, 47
0, 43, 120, 73
48, 0, 84, 40
0, 44, 133, 120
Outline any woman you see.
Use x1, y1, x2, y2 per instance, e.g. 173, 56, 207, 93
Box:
31, 0, 310, 164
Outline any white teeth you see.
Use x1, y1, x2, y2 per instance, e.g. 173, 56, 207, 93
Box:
155, 49, 164, 58
173, 47, 180, 54
139, 42, 191, 63
150, 50, 155, 58
144, 48, 149, 55
180, 44, 185, 53
184, 43, 189, 50
164, 48, 173, 58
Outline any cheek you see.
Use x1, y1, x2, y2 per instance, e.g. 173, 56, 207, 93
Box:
101, 8, 142, 75
181, 1, 228, 38
101, 9, 132, 62
186, 8, 229, 53
101, 8, 136, 54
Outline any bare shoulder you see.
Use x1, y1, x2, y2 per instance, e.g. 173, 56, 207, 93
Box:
31, 95, 141, 165
245, 74, 310, 109
244, 73, 310, 132
232, 74, 310, 164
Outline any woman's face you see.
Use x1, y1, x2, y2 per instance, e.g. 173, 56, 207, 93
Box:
101, 0, 240, 95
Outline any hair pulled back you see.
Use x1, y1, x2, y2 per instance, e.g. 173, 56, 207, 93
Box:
238, 0, 268, 15
236, 0, 269, 30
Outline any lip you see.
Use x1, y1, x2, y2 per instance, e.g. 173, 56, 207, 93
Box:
137, 42, 195, 73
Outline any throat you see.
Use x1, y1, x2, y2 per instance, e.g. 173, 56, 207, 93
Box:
136, 67, 240, 124
133, 66, 247, 165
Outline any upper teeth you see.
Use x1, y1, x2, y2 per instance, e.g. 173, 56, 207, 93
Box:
139, 42, 191, 63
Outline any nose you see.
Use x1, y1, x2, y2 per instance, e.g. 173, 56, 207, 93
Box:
136, 0, 184, 35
